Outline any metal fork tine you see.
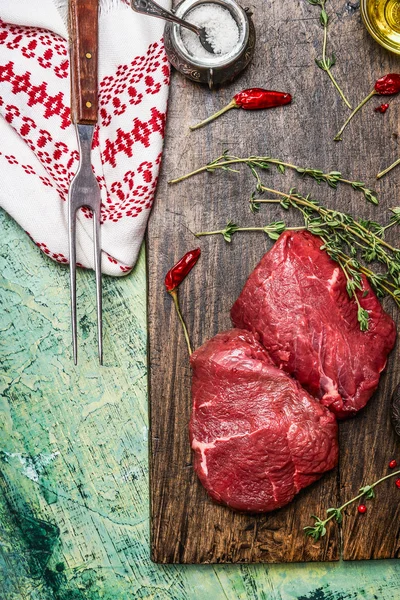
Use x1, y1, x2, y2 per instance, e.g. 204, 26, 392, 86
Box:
68, 207, 78, 365
93, 208, 103, 365
68, 124, 102, 365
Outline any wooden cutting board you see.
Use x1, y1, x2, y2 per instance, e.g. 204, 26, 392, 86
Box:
147, 0, 400, 563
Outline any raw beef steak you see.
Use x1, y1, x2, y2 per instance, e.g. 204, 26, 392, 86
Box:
231, 231, 396, 419
190, 329, 338, 512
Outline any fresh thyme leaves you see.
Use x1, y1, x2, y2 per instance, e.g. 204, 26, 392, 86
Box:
219, 221, 239, 243
359, 485, 376, 500
389, 207, 400, 226
304, 468, 400, 541
197, 220, 294, 242
196, 185, 400, 330
169, 152, 378, 205
253, 189, 400, 311
338, 255, 370, 331
306, 0, 352, 109
170, 154, 398, 330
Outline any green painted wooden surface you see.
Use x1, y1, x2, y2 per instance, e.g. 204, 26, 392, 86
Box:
0, 207, 400, 598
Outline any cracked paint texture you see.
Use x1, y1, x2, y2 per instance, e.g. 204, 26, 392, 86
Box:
0, 208, 399, 599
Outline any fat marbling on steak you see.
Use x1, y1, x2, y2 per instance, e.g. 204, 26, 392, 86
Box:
231, 231, 396, 419
190, 329, 338, 512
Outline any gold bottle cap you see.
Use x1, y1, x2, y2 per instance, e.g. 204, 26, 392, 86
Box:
361, 0, 400, 55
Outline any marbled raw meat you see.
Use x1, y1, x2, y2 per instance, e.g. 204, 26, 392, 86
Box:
190, 329, 338, 512
231, 231, 396, 419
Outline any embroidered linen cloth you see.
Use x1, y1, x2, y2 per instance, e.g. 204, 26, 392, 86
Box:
0, 0, 170, 276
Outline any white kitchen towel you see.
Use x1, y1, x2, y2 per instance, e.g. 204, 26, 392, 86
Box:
0, 0, 170, 276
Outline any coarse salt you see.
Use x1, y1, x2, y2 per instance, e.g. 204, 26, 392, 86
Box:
181, 3, 240, 59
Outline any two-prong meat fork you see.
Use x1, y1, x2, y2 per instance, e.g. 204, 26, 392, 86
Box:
68, 0, 102, 365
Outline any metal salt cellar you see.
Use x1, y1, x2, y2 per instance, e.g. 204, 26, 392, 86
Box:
133, 0, 256, 88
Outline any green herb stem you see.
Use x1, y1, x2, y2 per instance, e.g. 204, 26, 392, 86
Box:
169, 157, 249, 184
377, 157, 400, 180
337, 256, 369, 330
256, 187, 397, 253
321, 18, 352, 108
168, 154, 377, 204
334, 89, 376, 141
189, 100, 238, 131
169, 289, 193, 356
173, 151, 399, 328
196, 212, 400, 312
195, 180, 400, 330
338, 250, 398, 290
304, 469, 400, 540
254, 190, 400, 311
307, 0, 352, 108
196, 225, 306, 237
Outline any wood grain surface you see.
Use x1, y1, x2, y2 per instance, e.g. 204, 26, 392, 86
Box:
148, 0, 400, 563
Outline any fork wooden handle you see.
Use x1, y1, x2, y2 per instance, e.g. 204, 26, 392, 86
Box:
69, 0, 99, 124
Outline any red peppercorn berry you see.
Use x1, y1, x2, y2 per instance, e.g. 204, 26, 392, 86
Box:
396, 479, 400, 489
358, 504, 367, 514
375, 103, 389, 113
389, 459, 397, 469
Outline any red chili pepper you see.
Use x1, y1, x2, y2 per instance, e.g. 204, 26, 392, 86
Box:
190, 88, 292, 131
164, 248, 201, 292
335, 73, 400, 141
374, 73, 400, 95
233, 88, 292, 110
165, 248, 201, 356
374, 103, 389, 114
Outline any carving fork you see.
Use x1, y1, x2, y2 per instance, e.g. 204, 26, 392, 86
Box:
68, 0, 102, 365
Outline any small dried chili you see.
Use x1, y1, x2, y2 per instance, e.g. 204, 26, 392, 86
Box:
165, 248, 201, 356
233, 88, 292, 110
165, 248, 201, 292
190, 88, 292, 131
374, 74, 400, 95
375, 103, 389, 114
335, 73, 400, 141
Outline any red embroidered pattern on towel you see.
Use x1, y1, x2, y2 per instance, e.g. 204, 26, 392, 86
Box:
0, 9, 170, 274
0, 20, 169, 226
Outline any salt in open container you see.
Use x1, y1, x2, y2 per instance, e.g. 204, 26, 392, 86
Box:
163, 0, 256, 88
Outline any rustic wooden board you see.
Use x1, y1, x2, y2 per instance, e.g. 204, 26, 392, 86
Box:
147, 0, 400, 563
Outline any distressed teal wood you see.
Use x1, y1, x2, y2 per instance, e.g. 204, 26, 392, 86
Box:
0, 208, 399, 598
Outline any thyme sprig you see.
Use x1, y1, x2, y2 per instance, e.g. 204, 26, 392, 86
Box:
196, 221, 305, 242
196, 187, 400, 329
304, 468, 400, 541
251, 189, 400, 308
252, 188, 396, 253
169, 152, 378, 204
306, 0, 352, 109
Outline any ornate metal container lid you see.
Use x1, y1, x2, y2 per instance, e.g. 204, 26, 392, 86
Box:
164, 0, 255, 88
